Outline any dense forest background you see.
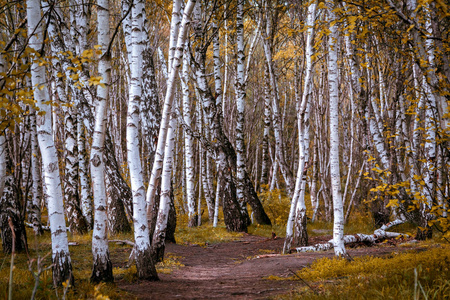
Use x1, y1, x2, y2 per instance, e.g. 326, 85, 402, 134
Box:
0, 0, 449, 291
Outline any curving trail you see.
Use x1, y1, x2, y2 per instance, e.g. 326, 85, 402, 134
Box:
118, 234, 410, 299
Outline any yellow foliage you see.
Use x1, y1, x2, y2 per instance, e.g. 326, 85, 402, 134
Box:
274, 244, 450, 299
258, 188, 291, 227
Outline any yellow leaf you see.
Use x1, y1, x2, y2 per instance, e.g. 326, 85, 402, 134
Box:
82, 49, 94, 58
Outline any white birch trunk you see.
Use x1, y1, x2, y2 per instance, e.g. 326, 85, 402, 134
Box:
293, 100, 311, 246
311, 147, 319, 222
152, 115, 176, 262
168, 0, 182, 71
181, 44, 196, 227
146, 0, 196, 212
0, 55, 5, 200
235, 0, 247, 216
260, 66, 271, 188
78, 120, 92, 229
158, 47, 169, 81
90, 0, 114, 283
327, 2, 346, 256
122, 0, 132, 66
0, 136, 5, 201
26, 0, 73, 286
284, 1, 316, 253
422, 13, 437, 211
212, 20, 222, 226
74, 0, 95, 104
30, 107, 43, 234
127, 0, 158, 280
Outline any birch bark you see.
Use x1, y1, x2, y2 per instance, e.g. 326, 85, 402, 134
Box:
261, 26, 295, 197
146, 0, 196, 214
181, 50, 197, 227
29, 107, 43, 235
90, 0, 113, 283
327, 1, 346, 256
151, 115, 177, 262
43, 1, 88, 234
127, 0, 158, 280
235, 0, 247, 216
290, 2, 316, 251
26, 0, 73, 286
260, 66, 271, 189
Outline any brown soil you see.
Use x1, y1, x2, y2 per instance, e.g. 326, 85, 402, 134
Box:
118, 234, 415, 299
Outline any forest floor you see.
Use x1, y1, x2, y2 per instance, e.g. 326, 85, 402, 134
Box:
117, 233, 419, 299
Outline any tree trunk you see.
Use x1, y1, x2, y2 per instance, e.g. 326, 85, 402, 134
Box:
235, 0, 247, 220
26, 0, 74, 286
193, 46, 250, 231
146, 0, 196, 213
44, 0, 88, 235
90, 0, 114, 283
260, 66, 271, 190
127, 0, 158, 280
28, 111, 43, 235
151, 115, 176, 263
1, 175, 28, 254
327, 1, 346, 257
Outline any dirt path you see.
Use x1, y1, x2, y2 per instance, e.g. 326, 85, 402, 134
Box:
118, 234, 413, 299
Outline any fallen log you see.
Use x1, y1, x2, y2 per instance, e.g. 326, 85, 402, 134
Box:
292, 218, 408, 253
109, 239, 135, 246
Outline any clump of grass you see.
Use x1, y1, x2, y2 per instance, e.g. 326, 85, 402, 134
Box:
114, 253, 184, 282
258, 188, 291, 227
114, 265, 138, 283
175, 223, 243, 246
156, 253, 185, 274
247, 224, 285, 238
0, 228, 136, 299
275, 243, 450, 299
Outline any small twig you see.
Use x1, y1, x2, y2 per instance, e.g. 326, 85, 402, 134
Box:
288, 269, 318, 295
344, 252, 354, 262
28, 251, 53, 300
105, 0, 133, 58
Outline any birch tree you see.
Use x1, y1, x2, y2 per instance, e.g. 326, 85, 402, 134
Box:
90, 0, 114, 283
127, 0, 159, 280
26, 0, 74, 286
72, 0, 93, 230
285, 1, 317, 253
43, 0, 88, 234
151, 115, 177, 262
235, 0, 247, 219
260, 2, 295, 197
146, 0, 196, 217
327, 0, 346, 257
181, 44, 196, 227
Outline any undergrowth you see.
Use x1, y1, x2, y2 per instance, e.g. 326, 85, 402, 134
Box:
0, 193, 441, 299
0, 221, 242, 299
175, 223, 243, 246
274, 243, 450, 299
